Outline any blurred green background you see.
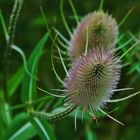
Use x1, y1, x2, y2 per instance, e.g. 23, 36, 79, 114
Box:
0, 0, 140, 140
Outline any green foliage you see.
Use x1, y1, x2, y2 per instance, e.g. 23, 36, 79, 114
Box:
31, 117, 56, 140
0, 0, 140, 140
21, 32, 49, 102
8, 67, 24, 97
1, 113, 36, 140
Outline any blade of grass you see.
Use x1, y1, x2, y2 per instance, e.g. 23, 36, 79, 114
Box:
118, 7, 134, 27
114, 37, 133, 52
8, 122, 35, 140
56, 46, 69, 76
11, 45, 32, 77
40, 7, 49, 31
0, 10, 9, 41
119, 41, 140, 60
8, 67, 24, 97
51, 36, 65, 85
69, 0, 79, 24
1, 113, 36, 140
60, 0, 72, 36
53, 27, 69, 45
21, 32, 49, 103
0, 102, 12, 127
31, 117, 56, 140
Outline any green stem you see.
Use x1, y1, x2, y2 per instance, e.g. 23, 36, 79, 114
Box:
32, 105, 76, 121
3, 0, 23, 101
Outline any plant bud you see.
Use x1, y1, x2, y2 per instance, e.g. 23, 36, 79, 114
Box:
69, 11, 118, 59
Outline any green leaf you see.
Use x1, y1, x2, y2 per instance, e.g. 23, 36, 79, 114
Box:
69, 0, 79, 24
60, 0, 72, 36
1, 113, 36, 140
0, 9, 9, 41
8, 123, 35, 140
21, 32, 49, 102
86, 126, 96, 140
0, 101, 11, 126
8, 67, 24, 97
118, 7, 134, 27
0, 89, 4, 100
0, 91, 11, 135
31, 117, 56, 140
11, 45, 32, 77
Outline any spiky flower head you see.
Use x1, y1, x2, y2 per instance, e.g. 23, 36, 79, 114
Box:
69, 11, 118, 59
65, 48, 121, 111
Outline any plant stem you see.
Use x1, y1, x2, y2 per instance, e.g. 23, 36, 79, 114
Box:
3, 0, 23, 101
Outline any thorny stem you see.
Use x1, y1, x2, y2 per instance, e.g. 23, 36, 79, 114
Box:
32, 105, 76, 121
3, 0, 23, 101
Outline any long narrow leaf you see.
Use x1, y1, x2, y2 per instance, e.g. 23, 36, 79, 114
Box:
1, 113, 36, 140
31, 117, 56, 140
8, 67, 24, 96
8, 122, 35, 140
21, 32, 49, 102
0, 9, 9, 41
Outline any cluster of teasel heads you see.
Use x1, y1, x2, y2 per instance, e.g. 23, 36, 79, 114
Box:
34, 8, 140, 126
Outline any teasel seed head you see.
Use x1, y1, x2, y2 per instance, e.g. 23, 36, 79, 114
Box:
64, 48, 121, 111
69, 11, 118, 59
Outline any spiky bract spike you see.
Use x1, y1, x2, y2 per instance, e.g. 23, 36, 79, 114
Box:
69, 11, 118, 59
65, 48, 121, 111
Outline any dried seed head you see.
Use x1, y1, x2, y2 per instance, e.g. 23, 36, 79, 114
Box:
69, 11, 118, 59
65, 48, 121, 111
